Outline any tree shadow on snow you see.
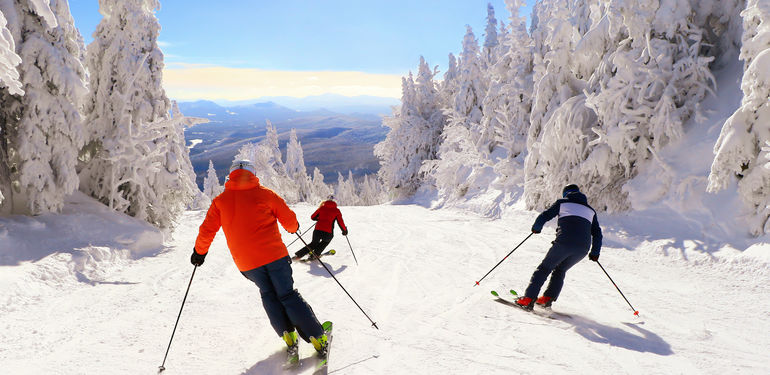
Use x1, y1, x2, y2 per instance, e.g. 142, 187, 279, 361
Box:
568, 315, 673, 355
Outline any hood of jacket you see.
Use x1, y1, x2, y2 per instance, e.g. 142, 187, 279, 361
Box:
224, 169, 260, 190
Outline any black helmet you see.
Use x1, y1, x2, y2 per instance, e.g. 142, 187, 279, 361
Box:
562, 184, 579, 197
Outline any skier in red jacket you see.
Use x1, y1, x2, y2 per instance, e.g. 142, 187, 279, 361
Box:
294, 196, 348, 260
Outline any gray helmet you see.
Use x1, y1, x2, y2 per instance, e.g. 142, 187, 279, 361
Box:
229, 159, 256, 175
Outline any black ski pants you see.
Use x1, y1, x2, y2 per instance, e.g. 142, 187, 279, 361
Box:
294, 229, 334, 258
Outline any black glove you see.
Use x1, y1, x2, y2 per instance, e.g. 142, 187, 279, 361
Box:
531, 228, 541, 234
588, 253, 599, 262
342, 229, 348, 236
191, 248, 207, 266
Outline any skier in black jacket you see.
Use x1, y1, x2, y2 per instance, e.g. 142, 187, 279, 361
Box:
515, 184, 603, 310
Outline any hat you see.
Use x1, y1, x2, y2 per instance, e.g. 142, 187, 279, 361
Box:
562, 184, 579, 197
229, 159, 256, 175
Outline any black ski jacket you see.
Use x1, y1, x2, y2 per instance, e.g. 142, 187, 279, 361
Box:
531, 191, 602, 257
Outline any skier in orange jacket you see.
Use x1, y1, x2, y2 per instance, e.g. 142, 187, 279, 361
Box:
293, 196, 348, 260
192, 160, 328, 357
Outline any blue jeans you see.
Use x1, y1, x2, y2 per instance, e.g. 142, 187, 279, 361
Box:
241, 256, 324, 341
524, 242, 587, 300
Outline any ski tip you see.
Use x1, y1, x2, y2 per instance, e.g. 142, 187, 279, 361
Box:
330, 249, 336, 254
509, 289, 518, 296
491, 290, 499, 297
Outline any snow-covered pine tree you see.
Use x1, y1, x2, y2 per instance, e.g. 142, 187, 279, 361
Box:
362, 174, 386, 205
487, 0, 534, 192
523, 0, 589, 210
427, 26, 492, 201
334, 171, 359, 206
375, 57, 444, 199
285, 128, 312, 201
234, 122, 302, 202
310, 167, 333, 203
202, 160, 223, 200
79, 0, 195, 228
482, 3, 499, 67
0, 9, 23, 207
439, 53, 459, 109
375, 73, 415, 196
0, 0, 87, 215
0, 10, 22, 96
709, 0, 770, 235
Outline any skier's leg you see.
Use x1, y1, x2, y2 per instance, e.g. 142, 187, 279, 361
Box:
294, 230, 323, 258
266, 256, 324, 342
313, 232, 334, 256
524, 243, 570, 299
241, 265, 293, 337
542, 250, 587, 301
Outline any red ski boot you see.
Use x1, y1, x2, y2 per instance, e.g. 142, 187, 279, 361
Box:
535, 296, 553, 308
515, 297, 535, 311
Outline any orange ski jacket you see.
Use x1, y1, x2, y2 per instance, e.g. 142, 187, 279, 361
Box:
311, 200, 347, 234
194, 169, 299, 271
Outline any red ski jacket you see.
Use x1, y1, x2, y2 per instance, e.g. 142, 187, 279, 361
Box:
194, 169, 299, 271
311, 200, 347, 234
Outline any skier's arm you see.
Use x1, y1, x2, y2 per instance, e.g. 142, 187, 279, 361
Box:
195, 200, 222, 255
311, 208, 320, 221
271, 192, 299, 234
589, 215, 602, 257
336, 210, 347, 234
531, 201, 561, 233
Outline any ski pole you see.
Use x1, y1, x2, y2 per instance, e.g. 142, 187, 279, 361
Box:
286, 222, 316, 248
474, 232, 534, 286
344, 235, 358, 266
296, 233, 379, 329
158, 265, 198, 373
596, 261, 639, 316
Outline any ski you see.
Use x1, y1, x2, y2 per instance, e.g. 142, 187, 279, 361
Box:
300, 249, 336, 263
313, 321, 333, 374
491, 290, 572, 319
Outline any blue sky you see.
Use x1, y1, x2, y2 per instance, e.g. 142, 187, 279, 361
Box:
70, 1, 533, 100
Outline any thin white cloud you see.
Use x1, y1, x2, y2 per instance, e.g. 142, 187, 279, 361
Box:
162, 66, 402, 100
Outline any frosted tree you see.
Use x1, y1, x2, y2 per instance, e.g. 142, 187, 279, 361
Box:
485, 0, 535, 191
0, 9, 22, 207
427, 26, 489, 200
439, 53, 459, 109
359, 174, 384, 205
482, 3, 499, 66
376, 57, 444, 198
202, 160, 223, 200
285, 128, 312, 200
523, 0, 620, 210
334, 171, 359, 206
0, 10, 22, 96
0, 0, 87, 215
310, 167, 333, 203
263, 120, 286, 175
234, 123, 300, 202
79, 0, 196, 228
709, 0, 770, 235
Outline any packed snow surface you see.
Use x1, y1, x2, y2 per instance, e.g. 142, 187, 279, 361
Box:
1, 196, 769, 374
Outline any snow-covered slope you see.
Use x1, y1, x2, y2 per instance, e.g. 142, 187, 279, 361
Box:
1, 195, 768, 374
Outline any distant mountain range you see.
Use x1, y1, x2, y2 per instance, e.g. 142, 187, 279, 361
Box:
178, 96, 397, 188
212, 93, 399, 115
